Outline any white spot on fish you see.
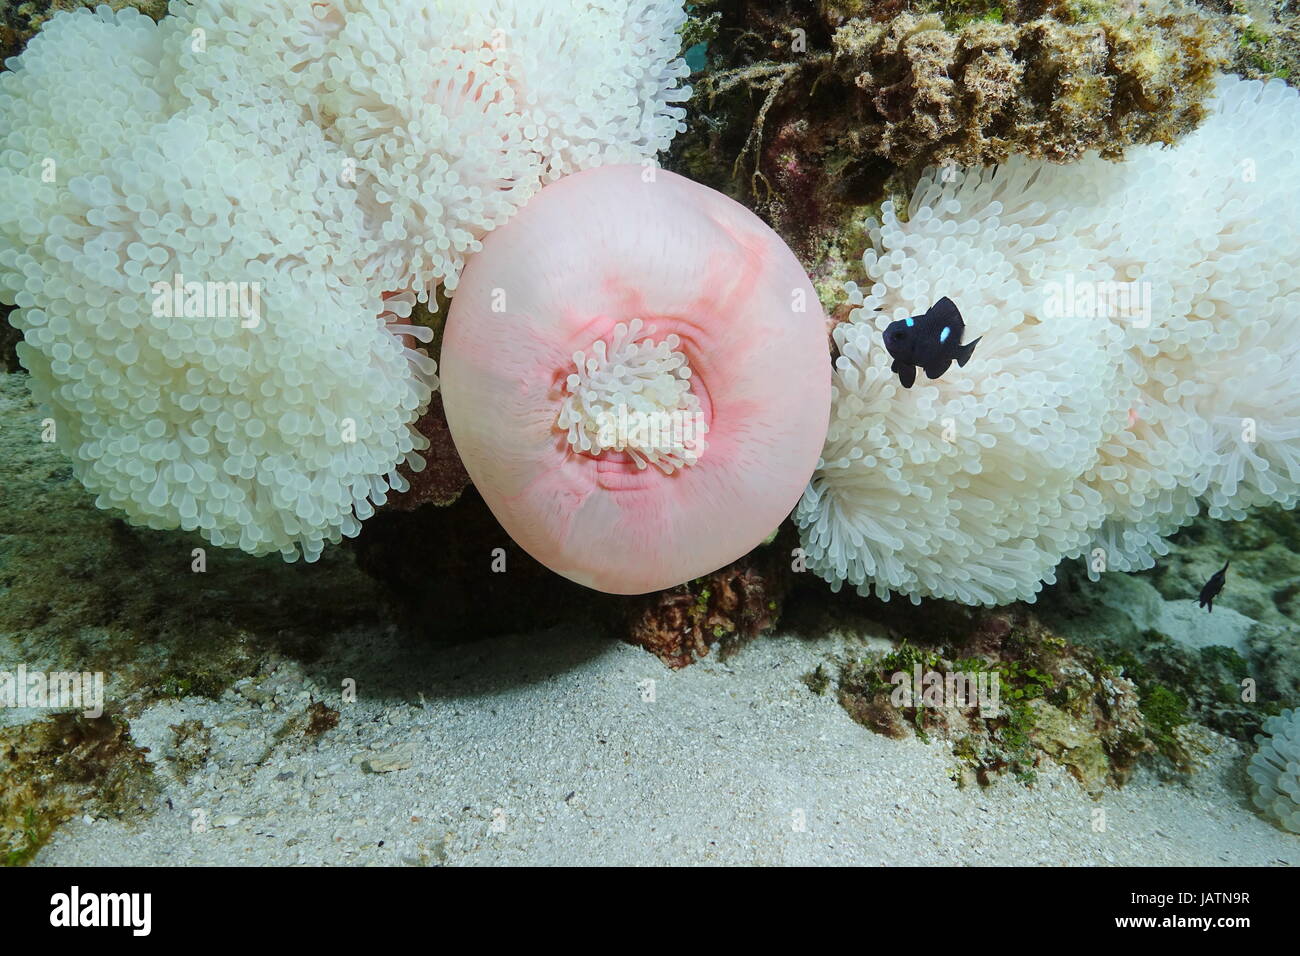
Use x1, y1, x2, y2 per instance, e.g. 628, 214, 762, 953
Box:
939, 326, 950, 344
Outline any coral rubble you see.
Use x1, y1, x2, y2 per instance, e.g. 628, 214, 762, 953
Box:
1, 712, 156, 865
829, 605, 1156, 791
624, 529, 795, 668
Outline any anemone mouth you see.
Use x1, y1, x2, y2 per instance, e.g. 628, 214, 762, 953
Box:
555, 317, 710, 475
589, 449, 661, 491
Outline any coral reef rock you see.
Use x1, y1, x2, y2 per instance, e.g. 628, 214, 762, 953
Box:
385, 394, 471, 510
1, 712, 157, 866
830, 605, 1162, 793
624, 530, 795, 668
830, 3, 1226, 167
672, 0, 1226, 264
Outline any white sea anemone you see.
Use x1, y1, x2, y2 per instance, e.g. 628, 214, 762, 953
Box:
473, 0, 691, 182
166, 0, 690, 296
0, 7, 432, 561
1249, 709, 1300, 834
0, 1, 690, 560
796, 74, 1300, 605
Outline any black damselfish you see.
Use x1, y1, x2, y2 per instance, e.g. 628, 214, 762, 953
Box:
882, 296, 981, 389
1198, 560, 1229, 613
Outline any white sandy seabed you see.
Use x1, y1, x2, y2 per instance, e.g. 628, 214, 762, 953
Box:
34, 624, 1300, 867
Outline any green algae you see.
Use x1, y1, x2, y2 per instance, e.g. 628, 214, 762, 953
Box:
1139, 684, 1190, 757
1228, 1, 1296, 81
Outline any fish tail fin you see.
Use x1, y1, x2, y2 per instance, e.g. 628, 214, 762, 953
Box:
956, 336, 981, 367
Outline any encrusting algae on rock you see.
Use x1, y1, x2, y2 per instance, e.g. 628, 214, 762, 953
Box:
829, 1, 1227, 166
623, 527, 796, 669
1, 712, 157, 866
675, 0, 1226, 193
826, 605, 1158, 793
668, 0, 1230, 313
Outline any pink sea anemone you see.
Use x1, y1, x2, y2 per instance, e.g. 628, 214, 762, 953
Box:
440, 165, 831, 594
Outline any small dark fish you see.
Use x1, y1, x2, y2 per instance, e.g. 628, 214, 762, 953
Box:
1198, 560, 1229, 612
882, 296, 981, 389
